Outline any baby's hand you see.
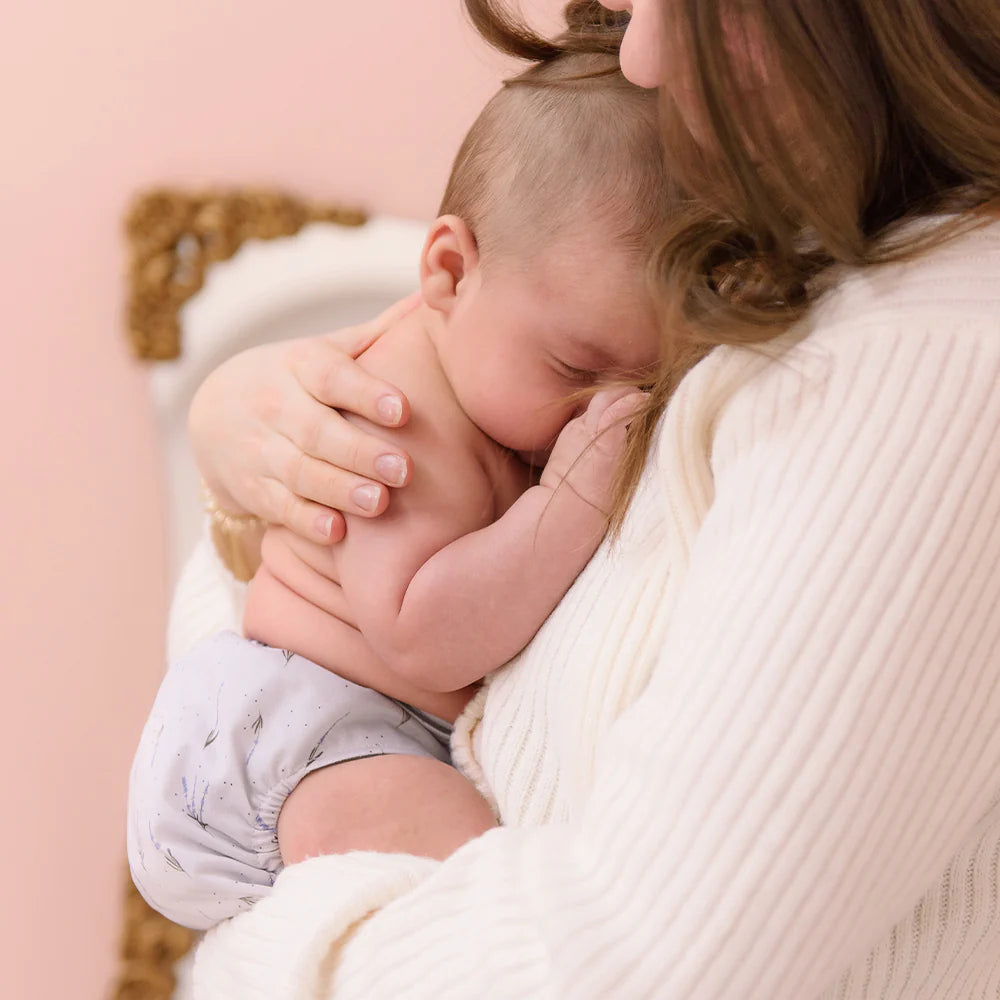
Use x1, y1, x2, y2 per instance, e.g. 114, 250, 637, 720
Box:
540, 388, 645, 517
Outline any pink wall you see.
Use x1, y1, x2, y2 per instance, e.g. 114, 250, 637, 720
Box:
0, 2, 559, 997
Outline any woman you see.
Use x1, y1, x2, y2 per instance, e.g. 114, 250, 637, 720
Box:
183, 1, 1000, 996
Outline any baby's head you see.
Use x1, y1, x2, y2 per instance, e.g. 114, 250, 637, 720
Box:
419, 51, 668, 456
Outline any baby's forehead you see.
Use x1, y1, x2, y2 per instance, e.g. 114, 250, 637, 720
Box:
491, 246, 659, 366
496, 220, 648, 286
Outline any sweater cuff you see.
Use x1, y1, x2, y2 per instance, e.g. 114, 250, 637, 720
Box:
449, 680, 499, 818
192, 852, 439, 1000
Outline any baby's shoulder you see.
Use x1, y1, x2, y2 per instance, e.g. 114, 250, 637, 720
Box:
357, 320, 510, 516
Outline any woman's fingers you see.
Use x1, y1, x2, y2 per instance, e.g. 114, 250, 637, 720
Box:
297, 291, 422, 427
258, 477, 348, 543
291, 340, 412, 431
260, 430, 394, 519
189, 294, 423, 542
299, 408, 412, 489
267, 394, 413, 491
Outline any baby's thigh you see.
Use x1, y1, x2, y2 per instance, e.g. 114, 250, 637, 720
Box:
278, 754, 498, 865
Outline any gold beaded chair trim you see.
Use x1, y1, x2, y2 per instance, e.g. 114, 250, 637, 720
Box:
125, 186, 367, 361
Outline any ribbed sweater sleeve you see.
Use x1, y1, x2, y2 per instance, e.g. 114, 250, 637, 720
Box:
166, 522, 246, 663
193, 291, 1000, 999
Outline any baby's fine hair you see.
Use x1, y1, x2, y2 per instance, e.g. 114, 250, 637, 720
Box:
439, 51, 667, 266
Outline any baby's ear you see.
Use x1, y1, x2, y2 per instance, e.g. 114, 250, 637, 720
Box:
420, 215, 479, 315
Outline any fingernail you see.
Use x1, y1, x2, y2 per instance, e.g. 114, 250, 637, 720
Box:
351, 483, 382, 513
315, 514, 334, 538
377, 394, 403, 425
374, 453, 407, 486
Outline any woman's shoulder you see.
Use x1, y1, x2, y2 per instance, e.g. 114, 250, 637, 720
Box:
808, 214, 1000, 339
653, 215, 1000, 501
714, 215, 1000, 399
676, 219, 1000, 465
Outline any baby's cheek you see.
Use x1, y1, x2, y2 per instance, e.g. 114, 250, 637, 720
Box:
528, 401, 579, 452
471, 369, 575, 451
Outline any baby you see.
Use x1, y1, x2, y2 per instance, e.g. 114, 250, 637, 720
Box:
128, 49, 666, 929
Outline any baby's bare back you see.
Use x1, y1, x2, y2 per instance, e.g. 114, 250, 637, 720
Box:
243, 309, 529, 721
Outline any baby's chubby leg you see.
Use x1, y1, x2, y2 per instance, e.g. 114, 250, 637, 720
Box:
278, 754, 497, 864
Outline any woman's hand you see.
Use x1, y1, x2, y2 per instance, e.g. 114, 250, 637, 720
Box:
190, 293, 421, 543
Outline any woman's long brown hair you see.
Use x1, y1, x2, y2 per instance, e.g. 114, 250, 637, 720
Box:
464, 0, 1000, 530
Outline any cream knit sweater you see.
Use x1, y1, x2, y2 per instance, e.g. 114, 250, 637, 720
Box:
180, 220, 1000, 1000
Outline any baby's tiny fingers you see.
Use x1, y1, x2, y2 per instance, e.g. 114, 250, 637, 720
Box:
580, 386, 637, 429
598, 390, 648, 432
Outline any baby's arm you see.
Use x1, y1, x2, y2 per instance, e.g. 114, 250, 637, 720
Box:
339, 389, 640, 692
276, 390, 637, 867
